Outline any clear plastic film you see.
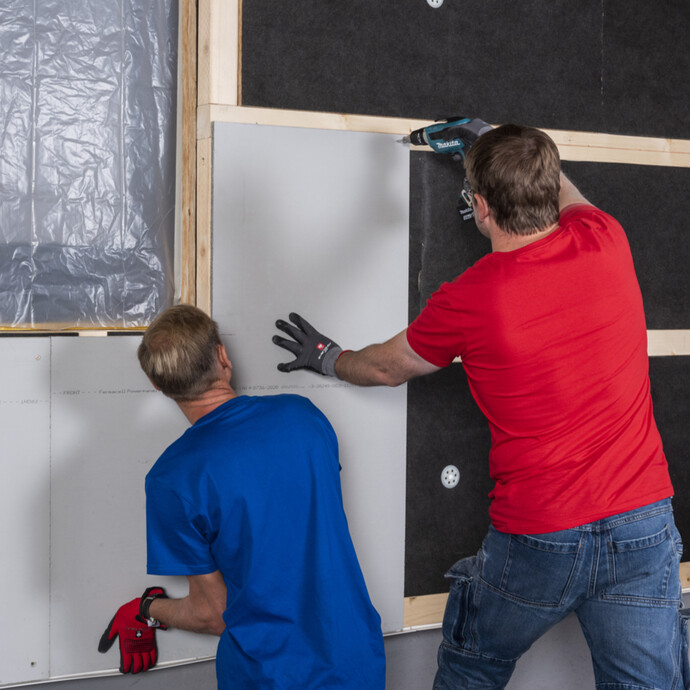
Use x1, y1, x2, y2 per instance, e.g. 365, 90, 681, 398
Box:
0, 0, 178, 328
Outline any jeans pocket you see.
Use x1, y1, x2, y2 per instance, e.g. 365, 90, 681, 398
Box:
442, 556, 477, 651
481, 528, 581, 607
605, 524, 680, 603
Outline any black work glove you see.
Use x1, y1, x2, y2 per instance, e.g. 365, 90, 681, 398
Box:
273, 313, 342, 376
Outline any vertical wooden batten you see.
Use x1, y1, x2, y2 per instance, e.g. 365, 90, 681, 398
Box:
237, 0, 243, 105
194, 0, 241, 314
198, 0, 240, 107
179, 0, 198, 305
195, 136, 213, 314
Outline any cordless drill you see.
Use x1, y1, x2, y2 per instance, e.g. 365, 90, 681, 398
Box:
400, 116, 493, 221
401, 117, 493, 161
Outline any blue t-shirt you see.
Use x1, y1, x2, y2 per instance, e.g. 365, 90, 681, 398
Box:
145, 394, 385, 689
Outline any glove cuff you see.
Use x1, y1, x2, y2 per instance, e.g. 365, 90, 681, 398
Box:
139, 587, 168, 627
321, 344, 343, 378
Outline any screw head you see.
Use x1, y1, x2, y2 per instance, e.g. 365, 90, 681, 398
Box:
441, 465, 460, 489
427, 0, 444, 7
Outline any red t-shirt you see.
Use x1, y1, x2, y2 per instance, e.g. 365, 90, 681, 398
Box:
407, 204, 672, 534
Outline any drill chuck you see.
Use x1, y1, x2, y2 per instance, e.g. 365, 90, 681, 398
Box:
407, 128, 429, 147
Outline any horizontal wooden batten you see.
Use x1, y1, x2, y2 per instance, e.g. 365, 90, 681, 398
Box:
647, 330, 690, 356
199, 105, 690, 168
198, 104, 429, 140
404, 593, 448, 629
681, 562, 690, 590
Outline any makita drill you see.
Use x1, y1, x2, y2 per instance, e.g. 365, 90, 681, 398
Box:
401, 117, 493, 220
401, 117, 493, 161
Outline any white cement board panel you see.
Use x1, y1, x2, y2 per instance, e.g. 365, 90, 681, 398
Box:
212, 123, 410, 633
0, 339, 51, 685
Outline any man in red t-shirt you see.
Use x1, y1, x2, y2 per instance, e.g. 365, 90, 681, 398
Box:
273, 124, 688, 688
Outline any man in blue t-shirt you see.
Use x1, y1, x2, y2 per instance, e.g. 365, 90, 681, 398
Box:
98, 305, 385, 689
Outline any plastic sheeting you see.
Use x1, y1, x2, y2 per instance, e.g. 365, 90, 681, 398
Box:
0, 0, 177, 328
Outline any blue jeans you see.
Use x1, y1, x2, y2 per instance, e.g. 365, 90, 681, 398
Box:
434, 499, 690, 689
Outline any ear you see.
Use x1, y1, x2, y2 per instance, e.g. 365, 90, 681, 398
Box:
472, 193, 492, 223
217, 344, 232, 371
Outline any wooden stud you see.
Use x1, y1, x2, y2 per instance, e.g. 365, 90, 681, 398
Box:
195, 136, 213, 315
403, 593, 447, 628
681, 562, 690, 590
179, 0, 198, 306
197, 104, 430, 141
197, 0, 210, 107
0, 326, 144, 334
237, 0, 243, 105
647, 330, 690, 357
199, 104, 690, 168
198, 0, 240, 108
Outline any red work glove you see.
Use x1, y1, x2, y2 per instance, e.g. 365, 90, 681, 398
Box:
98, 586, 168, 674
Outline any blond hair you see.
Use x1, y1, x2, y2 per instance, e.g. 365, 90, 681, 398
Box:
464, 124, 560, 235
138, 305, 224, 401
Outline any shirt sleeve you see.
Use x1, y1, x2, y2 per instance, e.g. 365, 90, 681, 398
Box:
407, 282, 466, 368
145, 477, 217, 576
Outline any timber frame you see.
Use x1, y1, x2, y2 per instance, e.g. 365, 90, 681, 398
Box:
180, 0, 690, 628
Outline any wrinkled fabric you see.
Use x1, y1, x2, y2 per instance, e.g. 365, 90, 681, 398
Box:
0, 0, 177, 328
434, 500, 688, 689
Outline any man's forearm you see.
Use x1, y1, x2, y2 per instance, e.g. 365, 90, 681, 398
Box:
335, 331, 440, 387
149, 597, 225, 635
149, 595, 224, 636
335, 345, 408, 387
147, 572, 227, 636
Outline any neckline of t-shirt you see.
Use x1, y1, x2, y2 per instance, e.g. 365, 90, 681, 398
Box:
192, 394, 251, 426
491, 204, 595, 259
491, 224, 565, 259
